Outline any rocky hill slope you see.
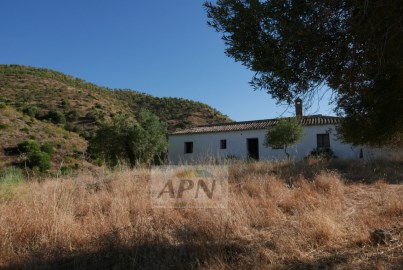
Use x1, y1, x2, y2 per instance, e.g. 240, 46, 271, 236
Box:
0, 65, 231, 171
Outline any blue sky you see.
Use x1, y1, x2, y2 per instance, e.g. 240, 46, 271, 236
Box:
0, 0, 335, 121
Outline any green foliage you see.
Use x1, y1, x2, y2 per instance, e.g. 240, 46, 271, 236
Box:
27, 151, 51, 172
264, 118, 304, 158
18, 139, 41, 153
0, 64, 231, 137
60, 99, 70, 108
0, 166, 27, 202
88, 110, 167, 167
205, 0, 403, 146
66, 109, 80, 121
46, 110, 66, 125
17, 140, 53, 172
0, 124, 8, 130
0, 166, 25, 185
134, 110, 168, 164
0, 101, 6, 109
40, 142, 54, 155
22, 105, 39, 117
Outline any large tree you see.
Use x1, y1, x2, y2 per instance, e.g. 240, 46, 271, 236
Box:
88, 110, 167, 167
204, 0, 403, 146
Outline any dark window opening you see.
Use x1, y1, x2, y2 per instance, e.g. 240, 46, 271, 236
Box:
184, 142, 193, 154
317, 134, 330, 149
271, 145, 284, 150
220, 139, 227, 149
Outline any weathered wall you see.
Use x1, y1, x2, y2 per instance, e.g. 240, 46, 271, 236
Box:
168, 125, 388, 164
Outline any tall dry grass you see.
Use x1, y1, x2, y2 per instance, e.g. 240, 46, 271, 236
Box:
0, 160, 402, 269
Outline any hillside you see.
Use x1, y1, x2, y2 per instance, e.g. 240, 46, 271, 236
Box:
0, 65, 231, 133
0, 106, 89, 172
0, 64, 232, 170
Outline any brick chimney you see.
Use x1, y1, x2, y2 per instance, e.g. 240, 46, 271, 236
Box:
295, 98, 302, 118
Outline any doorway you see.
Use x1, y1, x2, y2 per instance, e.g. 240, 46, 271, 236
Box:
247, 138, 259, 160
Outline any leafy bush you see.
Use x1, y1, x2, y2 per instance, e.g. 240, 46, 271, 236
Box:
66, 110, 80, 121
64, 122, 77, 132
50, 110, 66, 125
88, 110, 167, 167
60, 99, 70, 109
20, 127, 29, 133
18, 139, 41, 153
22, 105, 39, 117
0, 101, 6, 109
40, 142, 54, 155
27, 151, 51, 172
17, 140, 54, 172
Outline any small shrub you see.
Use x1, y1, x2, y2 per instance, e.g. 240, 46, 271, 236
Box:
40, 142, 55, 155
60, 99, 70, 108
28, 151, 51, 172
0, 124, 8, 130
22, 105, 39, 117
20, 127, 29, 133
66, 110, 80, 121
64, 122, 77, 132
46, 110, 66, 125
18, 139, 40, 153
60, 166, 73, 176
0, 102, 6, 109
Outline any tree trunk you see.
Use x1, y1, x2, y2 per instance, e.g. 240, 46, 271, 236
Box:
284, 145, 290, 159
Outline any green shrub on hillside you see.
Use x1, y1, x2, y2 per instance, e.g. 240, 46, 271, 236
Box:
40, 142, 55, 155
46, 110, 66, 125
27, 151, 51, 172
66, 110, 80, 121
17, 140, 54, 172
22, 105, 39, 117
18, 139, 41, 153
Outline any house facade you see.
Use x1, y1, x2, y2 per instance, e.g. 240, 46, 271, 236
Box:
168, 100, 390, 164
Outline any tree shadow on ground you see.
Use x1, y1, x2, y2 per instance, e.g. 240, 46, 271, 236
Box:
5, 240, 247, 270
5, 239, 403, 270
285, 250, 403, 270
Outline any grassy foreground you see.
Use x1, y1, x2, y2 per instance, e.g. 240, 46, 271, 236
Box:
0, 160, 402, 269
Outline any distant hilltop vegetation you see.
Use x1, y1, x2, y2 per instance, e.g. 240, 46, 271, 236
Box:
0, 64, 231, 172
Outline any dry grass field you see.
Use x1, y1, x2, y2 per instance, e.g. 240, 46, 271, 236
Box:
0, 159, 402, 269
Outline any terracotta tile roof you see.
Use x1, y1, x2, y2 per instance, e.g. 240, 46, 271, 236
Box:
170, 115, 341, 135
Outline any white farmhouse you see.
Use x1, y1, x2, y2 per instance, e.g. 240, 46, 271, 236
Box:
168, 99, 386, 164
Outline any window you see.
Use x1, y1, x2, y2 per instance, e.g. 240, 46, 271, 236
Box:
271, 145, 284, 150
220, 139, 227, 149
317, 134, 330, 148
184, 142, 193, 154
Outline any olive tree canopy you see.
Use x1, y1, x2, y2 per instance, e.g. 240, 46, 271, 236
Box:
204, 0, 403, 146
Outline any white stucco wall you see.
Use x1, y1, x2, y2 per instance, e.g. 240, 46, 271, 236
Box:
168, 124, 371, 164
